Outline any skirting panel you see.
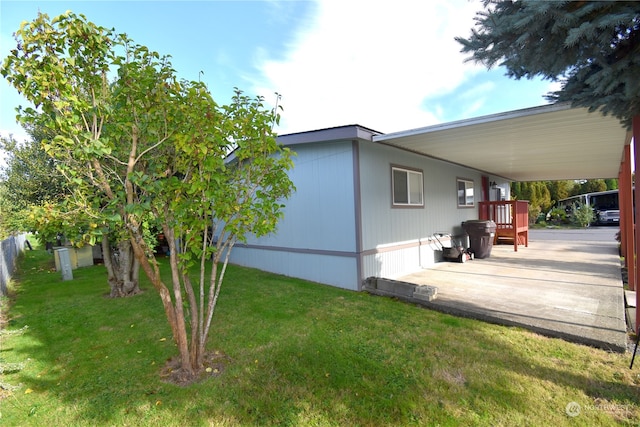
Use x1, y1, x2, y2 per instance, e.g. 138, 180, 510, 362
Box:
362, 238, 443, 280
229, 246, 360, 291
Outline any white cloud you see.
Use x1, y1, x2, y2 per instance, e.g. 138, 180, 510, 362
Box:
253, 0, 486, 134
458, 81, 497, 102
0, 128, 26, 141
454, 80, 496, 117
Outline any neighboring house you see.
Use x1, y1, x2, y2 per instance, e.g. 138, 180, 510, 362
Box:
229, 124, 509, 291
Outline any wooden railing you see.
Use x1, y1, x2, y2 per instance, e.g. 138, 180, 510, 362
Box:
479, 200, 529, 252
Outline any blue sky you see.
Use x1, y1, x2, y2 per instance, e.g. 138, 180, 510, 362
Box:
0, 0, 558, 142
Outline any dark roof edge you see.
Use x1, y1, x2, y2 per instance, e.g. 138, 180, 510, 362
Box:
277, 124, 383, 146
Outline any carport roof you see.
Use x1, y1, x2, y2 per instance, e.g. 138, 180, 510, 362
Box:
373, 102, 631, 182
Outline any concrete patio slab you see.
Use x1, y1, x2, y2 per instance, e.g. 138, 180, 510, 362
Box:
396, 228, 628, 352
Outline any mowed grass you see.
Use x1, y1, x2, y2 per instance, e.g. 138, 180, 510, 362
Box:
1, 247, 639, 426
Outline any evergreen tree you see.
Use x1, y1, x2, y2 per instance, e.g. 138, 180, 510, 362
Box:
605, 179, 619, 190
547, 180, 572, 203
457, 1, 640, 128
510, 181, 523, 200
0, 124, 68, 236
510, 181, 551, 222
0, 126, 67, 210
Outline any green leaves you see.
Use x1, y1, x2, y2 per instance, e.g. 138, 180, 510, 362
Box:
2, 11, 296, 375
457, 0, 640, 128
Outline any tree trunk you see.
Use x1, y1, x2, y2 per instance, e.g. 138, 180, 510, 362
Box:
102, 234, 141, 297
128, 226, 195, 380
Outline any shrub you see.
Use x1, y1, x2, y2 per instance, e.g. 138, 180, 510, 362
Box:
571, 201, 595, 227
548, 207, 568, 225
528, 205, 541, 224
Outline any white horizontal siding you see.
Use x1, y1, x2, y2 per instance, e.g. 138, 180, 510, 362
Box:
362, 237, 444, 280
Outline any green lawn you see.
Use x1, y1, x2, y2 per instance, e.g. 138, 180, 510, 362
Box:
1, 247, 639, 426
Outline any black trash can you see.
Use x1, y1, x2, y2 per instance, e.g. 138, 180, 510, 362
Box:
462, 220, 496, 259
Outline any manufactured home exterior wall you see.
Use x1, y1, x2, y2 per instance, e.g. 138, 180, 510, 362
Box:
229, 126, 506, 291
229, 139, 360, 289
359, 141, 484, 280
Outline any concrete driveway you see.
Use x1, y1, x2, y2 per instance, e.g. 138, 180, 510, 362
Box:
397, 227, 628, 352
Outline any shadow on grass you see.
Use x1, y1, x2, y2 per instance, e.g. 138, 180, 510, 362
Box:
3, 249, 640, 426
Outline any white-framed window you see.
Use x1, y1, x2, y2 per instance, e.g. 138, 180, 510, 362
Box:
392, 166, 424, 207
457, 178, 475, 208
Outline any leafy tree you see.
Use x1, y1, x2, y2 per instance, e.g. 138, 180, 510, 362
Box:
1, 121, 143, 296
457, 1, 640, 128
546, 180, 573, 204
565, 178, 618, 197
575, 179, 607, 195
2, 11, 295, 382
511, 179, 619, 224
